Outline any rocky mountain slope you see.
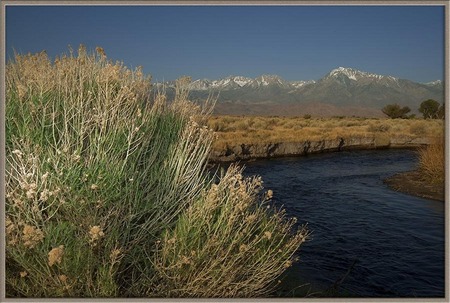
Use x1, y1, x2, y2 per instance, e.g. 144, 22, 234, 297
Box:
155, 67, 444, 117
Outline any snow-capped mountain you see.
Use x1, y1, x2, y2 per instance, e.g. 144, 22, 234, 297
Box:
155, 67, 443, 116
156, 74, 313, 91
253, 75, 291, 88
325, 67, 397, 82
291, 80, 316, 88
210, 76, 254, 89
424, 80, 442, 86
298, 67, 444, 108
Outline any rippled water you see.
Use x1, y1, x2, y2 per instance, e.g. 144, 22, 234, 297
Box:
241, 149, 445, 297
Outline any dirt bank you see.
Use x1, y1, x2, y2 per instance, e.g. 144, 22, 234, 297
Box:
210, 135, 432, 162
384, 170, 445, 202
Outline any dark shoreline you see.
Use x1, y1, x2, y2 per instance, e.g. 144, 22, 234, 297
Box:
208, 137, 445, 202
209, 135, 432, 163
383, 170, 445, 202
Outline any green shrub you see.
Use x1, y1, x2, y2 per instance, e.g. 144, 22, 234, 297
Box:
5, 46, 309, 298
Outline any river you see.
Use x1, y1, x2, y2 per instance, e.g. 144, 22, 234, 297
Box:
239, 149, 445, 297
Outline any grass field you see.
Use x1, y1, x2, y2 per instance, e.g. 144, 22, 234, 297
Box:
207, 115, 444, 151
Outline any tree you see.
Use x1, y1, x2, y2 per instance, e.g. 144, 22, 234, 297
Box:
419, 99, 441, 119
437, 103, 445, 119
382, 104, 411, 119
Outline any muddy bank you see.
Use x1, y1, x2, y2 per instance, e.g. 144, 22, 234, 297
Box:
210, 135, 432, 162
384, 170, 445, 202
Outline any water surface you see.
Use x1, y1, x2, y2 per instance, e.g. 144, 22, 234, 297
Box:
241, 149, 445, 297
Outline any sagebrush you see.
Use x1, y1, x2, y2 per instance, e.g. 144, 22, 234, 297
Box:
5, 46, 309, 298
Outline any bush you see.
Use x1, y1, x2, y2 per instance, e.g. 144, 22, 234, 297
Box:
5, 46, 308, 298
150, 165, 309, 297
418, 137, 445, 184
5, 46, 209, 297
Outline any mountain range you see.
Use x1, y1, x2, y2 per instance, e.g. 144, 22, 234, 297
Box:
154, 67, 444, 117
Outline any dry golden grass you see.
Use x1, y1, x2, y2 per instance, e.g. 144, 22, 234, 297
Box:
418, 137, 445, 184
208, 115, 444, 150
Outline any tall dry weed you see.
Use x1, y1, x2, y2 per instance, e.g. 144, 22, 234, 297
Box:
418, 137, 445, 184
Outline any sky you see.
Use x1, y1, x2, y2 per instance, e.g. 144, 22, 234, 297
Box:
5, 4, 446, 83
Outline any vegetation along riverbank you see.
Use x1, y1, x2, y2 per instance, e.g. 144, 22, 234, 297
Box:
5, 47, 309, 298
384, 137, 445, 202
207, 115, 443, 162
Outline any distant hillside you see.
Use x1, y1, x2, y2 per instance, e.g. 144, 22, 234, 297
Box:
154, 67, 444, 117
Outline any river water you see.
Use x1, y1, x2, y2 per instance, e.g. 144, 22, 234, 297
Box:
240, 149, 445, 298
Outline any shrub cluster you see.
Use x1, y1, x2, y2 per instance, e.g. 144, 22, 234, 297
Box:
5, 46, 309, 298
151, 165, 308, 297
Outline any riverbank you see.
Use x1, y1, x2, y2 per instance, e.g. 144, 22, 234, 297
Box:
384, 170, 445, 202
208, 116, 443, 162
210, 135, 446, 202
209, 135, 432, 162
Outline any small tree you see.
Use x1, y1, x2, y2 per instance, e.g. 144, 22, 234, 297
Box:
437, 103, 445, 119
419, 99, 441, 119
382, 104, 411, 119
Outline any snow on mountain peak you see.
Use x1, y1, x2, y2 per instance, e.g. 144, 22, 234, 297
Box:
291, 80, 316, 88
231, 76, 253, 87
425, 80, 442, 86
210, 76, 253, 88
327, 67, 398, 82
327, 67, 360, 80
171, 67, 416, 92
254, 74, 286, 86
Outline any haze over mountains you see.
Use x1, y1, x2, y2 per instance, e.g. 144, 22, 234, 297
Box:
155, 67, 444, 117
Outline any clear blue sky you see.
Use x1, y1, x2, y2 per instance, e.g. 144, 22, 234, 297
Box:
5, 5, 445, 83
